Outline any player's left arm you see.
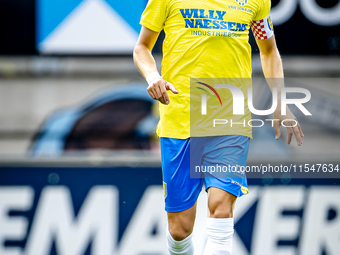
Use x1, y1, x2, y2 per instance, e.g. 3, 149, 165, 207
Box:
256, 36, 304, 146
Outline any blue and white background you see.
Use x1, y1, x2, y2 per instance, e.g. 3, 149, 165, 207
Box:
1, 165, 339, 255
35, 0, 340, 54
0, 1, 338, 254
37, 0, 147, 53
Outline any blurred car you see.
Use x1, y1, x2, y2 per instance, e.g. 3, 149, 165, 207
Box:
30, 84, 159, 156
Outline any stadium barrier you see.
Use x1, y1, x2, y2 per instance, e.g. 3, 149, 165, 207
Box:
0, 154, 339, 255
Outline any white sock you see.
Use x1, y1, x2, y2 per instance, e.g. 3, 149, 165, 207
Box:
203, 218, 234, 255
167, 228, 194, 255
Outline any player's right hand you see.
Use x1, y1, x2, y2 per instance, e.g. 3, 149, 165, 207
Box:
147, 78, 178, 105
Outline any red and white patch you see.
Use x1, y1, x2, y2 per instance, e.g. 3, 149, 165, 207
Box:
251, 15, 274, 40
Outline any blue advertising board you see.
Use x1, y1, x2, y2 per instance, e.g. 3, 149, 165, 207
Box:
36, 0, 147, 54
0, 165, 339, 255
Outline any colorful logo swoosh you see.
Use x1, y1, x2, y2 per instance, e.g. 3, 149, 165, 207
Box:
196, 82, 223, 106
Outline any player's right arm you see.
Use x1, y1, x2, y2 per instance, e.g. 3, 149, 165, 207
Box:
133, 26, 178, 105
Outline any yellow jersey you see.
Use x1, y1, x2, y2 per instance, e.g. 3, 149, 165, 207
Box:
140, 0, 273, 139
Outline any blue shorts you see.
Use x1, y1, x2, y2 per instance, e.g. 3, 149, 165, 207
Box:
161, 135, 250, 213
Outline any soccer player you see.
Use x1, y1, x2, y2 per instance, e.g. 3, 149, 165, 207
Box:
134, 0, 304, 254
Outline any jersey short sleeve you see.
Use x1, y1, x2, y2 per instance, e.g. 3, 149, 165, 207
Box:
251, 0, 274, 40
140, 0, 168, 32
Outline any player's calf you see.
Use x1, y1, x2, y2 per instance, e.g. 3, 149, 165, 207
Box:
203, 218, 234, 255
204, 188, 236, 255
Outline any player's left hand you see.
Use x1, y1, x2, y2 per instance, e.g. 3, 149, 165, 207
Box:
273, 107, 304, 146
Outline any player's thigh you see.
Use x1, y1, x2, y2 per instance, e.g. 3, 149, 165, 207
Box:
202, 135, 250, 218
203, 135, 250, 197
161, 138, 204, 213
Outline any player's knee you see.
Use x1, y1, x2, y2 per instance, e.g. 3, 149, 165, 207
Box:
209, 200, 233, 218
169, 229, 192, 241
169, 224, 193, 241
